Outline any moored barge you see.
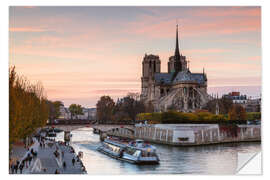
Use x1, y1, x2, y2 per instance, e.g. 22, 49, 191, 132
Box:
97, 137, 160, 165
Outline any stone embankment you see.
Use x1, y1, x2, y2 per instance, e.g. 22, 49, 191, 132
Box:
104, 124, 261, 146
10, 138, 86, 174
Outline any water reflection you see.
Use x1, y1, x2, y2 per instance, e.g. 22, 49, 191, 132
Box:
56, 127, 261, 174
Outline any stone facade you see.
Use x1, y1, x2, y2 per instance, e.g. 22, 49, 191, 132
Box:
134, 124, 261, 145
141, 25, 211, 112
106, 124, 261, 146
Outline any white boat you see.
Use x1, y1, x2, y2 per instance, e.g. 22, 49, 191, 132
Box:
97, 138, 160, 164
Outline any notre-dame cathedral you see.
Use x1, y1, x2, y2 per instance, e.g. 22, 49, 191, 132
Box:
140, 25, 211, 112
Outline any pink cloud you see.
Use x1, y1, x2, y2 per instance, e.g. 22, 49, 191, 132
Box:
9, 27, 49, 32
193, 7, 260, 17
124, 8, 260, 39
184, 48, 231, 54
208, 77, 261, 87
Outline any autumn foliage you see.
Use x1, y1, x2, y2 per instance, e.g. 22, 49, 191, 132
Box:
228, 104, 247, 121
136, 109, 252, 124
9, 66, 49, 145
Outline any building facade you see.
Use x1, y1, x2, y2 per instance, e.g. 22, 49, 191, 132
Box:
58, 105, 96, 120
222, 92, 261, 112
141, 25, 211, 112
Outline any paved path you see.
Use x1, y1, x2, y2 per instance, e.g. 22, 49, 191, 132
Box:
10, 138, 86, 174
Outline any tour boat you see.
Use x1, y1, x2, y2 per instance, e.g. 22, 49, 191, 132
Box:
97, 137, 160, 164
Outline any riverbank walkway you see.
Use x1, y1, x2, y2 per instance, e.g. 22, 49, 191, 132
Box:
10, 138, 86, 174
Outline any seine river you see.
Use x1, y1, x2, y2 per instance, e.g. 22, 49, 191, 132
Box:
56, 127, 261, 175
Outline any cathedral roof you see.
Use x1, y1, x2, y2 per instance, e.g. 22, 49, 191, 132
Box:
154, 73, 174, 85
154, 71, 206, 86
191, 73, 207, 84
173, 70, 194, 83
172, 70, 206, 85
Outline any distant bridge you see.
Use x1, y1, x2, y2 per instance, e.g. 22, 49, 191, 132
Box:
45, 124, 135, 133
91, 124, 135, 133
45, 124, 92, 132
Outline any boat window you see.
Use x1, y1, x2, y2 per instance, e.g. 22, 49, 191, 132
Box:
141, 151, 156, 157
126, 147, 136, 155
133, 150, 141, 157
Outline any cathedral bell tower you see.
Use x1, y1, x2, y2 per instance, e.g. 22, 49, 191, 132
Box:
141, 54, 161, 101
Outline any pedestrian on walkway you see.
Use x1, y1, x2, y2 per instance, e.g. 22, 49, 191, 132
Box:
62, 151, 64, 158
14, 164, 18, 174
54, 169, 60, 174
29, 156, 32, 166
63, 161, 66, 170
10, 163, 14, 174
19, 163, 23, 174
72, 157, 75, 166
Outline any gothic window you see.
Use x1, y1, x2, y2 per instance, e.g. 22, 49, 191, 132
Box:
183, 87, 187, 95
160, 88, 164, 97
188, 99, 193, 109
189, 87, 193, 97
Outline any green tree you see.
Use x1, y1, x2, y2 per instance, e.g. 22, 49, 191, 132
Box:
68, 104, 83, 120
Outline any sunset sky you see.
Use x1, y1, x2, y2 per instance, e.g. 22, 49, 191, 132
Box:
9, 6, 261, 108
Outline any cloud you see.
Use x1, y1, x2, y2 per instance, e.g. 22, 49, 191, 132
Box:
9, 27, 49, 32
123, 7, 260, 39
193, 7, 260, 17
184, 48, 231, 54
208, 76, 261, 87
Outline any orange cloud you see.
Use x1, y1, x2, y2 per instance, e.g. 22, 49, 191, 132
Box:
9, 27, 49, 32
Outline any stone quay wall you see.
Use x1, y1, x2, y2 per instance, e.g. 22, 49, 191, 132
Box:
106, 124, 261, 146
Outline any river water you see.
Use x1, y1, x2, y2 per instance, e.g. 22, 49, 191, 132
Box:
56, 127, 261, 175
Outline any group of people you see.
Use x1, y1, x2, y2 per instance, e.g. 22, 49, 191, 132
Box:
51, 145, 87, 174
10, 131, 87, 174
10, 147, 38, 174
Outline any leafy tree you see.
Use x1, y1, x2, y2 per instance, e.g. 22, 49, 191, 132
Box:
9, 66, 49, 148
228, 104, 246, 121
203, 97, 233, 114
68, 104, 83, 120
113, 93, 146, 124
47, 100, 63, 123
96, 96, 115, 124
246, 112, 261, 121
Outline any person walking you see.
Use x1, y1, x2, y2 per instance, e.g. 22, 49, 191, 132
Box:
19, 163, 23, 174
14, 164, 18, 174
54, 169, 59, 174
72, 157, 75, 166
10, 163, 14, 174
63, 161, 66, 170
29, 156, 32, 166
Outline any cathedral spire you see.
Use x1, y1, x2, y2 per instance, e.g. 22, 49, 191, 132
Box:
175, 24, 180, 57
173, 23, 182, 74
